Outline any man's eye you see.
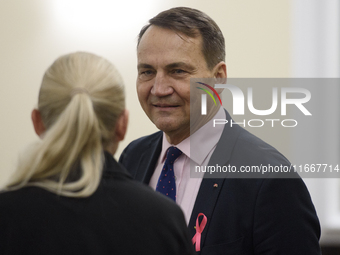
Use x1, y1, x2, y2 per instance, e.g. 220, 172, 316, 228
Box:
141, 70, 154, 76
173, 69, 186, 74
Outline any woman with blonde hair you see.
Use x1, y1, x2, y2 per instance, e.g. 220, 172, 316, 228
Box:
0, 52, 194, 255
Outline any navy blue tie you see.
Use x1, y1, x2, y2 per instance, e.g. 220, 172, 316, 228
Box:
156, 147, 182, 201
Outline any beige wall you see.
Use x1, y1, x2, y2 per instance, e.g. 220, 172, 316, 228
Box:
0, 0, 290, 185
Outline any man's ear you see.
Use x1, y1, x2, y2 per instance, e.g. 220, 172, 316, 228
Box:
213, 61, 227, 79
31, 109, 45, 137
115, 109, 129, 142
212, 61, 227, 94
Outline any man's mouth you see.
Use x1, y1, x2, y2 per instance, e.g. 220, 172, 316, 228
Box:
153, 104, 179, 108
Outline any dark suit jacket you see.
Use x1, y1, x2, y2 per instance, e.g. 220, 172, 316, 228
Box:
119, 110, 321, 255
0, 152, 195, 255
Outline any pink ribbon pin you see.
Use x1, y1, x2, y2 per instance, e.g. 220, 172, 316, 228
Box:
192, 213, 207, 252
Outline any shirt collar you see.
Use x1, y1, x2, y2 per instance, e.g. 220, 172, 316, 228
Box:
160, 134, 190, 163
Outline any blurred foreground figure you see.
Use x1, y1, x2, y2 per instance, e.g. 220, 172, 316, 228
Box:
0, 52, 195, 255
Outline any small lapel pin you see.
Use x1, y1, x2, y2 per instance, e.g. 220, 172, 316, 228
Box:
213, 183, 218, 188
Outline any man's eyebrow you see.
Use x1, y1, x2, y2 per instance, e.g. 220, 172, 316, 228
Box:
137, 62, 196, 71
137, 63, 153, 70
165, 62, 195, 71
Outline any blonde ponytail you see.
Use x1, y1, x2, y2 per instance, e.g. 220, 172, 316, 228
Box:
6, 52, 125, 197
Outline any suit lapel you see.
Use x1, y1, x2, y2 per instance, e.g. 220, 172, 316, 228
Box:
188, 109, 242, 245
135, 132, 163, 184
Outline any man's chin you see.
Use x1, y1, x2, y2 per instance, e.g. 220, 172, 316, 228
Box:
153, 118, 181, 133
154, 122, 176, 133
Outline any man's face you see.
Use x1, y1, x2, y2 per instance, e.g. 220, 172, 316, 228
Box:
137, 25, 216, 144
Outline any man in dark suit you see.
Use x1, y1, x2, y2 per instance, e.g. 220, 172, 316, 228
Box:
119, 7, 321, 254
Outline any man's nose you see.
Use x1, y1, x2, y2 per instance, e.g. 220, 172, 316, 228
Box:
150, 73, 174, 97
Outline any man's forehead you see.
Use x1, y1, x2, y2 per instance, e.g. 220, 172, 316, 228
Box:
136, 25, 208, 70
138, 25, 201, 50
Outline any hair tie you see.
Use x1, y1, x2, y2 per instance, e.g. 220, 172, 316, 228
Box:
70, 87, 89, 97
